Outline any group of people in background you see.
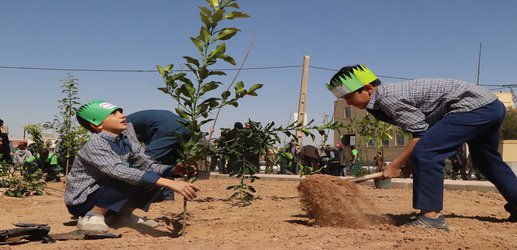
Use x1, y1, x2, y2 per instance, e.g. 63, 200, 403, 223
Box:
284, 141, 361, 177
1, 118, 61, 181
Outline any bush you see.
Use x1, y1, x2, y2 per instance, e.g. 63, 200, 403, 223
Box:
501, 108, 517, 140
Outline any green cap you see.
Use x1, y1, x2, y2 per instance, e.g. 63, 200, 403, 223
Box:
325, 65, 378, 98
76, 100, 122, 126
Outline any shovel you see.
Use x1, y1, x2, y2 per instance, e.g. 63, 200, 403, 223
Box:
348, 172, 384, 183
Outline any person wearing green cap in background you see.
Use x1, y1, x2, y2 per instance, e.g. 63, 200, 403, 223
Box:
64, 100, 200, 232
25, 147, 61, 182
326, 65, 517, 231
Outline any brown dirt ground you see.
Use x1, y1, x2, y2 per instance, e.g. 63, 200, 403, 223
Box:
1, 175, 516, 249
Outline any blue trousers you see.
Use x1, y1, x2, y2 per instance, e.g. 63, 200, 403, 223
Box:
67, 178, 161, 217
144, 142, 176, 200
412, 100, 517, 212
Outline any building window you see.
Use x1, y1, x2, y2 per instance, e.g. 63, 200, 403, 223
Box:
341, 134, 356, 146
382, 139, 390, 147
344, 107, 352, 118
395, 131, 405, 146
367, 139, 374, 147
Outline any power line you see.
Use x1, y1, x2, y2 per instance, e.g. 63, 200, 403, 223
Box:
0, 64, 413, 80
0, 65, 300, 73
0, 65, 156, 73
0, 64, 514, 87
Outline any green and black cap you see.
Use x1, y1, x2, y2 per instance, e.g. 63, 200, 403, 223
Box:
76, 100, 122, 126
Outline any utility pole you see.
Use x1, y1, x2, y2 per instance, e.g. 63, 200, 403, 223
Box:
476, 42, 482, 85
296, 55, 310, 145
321, 113, 328, 147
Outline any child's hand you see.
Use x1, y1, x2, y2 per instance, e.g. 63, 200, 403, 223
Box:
382, 163, 401, 178
168, 180, 200, 200
156, 177, 200, 200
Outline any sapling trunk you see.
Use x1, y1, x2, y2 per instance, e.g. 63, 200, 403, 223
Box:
181, 199, 188, 236
65, 149, 70, 176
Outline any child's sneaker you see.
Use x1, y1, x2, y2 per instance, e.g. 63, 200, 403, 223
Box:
77, 214, 109, 232
406, 215, 449, 231
504, 204, 517, 222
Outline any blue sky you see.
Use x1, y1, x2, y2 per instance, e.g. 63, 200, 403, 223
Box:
1, 0, 517, 144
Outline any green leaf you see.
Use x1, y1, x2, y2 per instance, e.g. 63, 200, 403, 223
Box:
199, 27, 211, 44
215, 28, 239, 41
220, 54, 236, 65
221, 90, 230, 100
199, 118, 215, 126
180, 84, 196, 98
199, 66, 209, 79
205, 97, 220, 108
207, 0, 219, 9
227, 2, 239, 8
175, 108, 190, 120
200, 12, 211, 28
248, 84, 263, 93
212, 9, 225, 24
202, 81, 220, 93
190, 37, 204, 54
171, 72, 187, 81
208, 70, 226, 76
207, 43, 226, 61
185, 63, 198, 75
183, 56, 200, 67
157, 65, 165, 76
224, 11, 250, 20
157, 87, 170, 95
235, 81, 244, 90
199, 6, 212, 16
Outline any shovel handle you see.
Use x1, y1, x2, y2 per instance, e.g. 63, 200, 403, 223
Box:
351, 172, 384, 183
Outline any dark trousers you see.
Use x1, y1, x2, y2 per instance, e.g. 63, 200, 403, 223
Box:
412, 100, 517, 212
67, 178, 161, 217
144, 142, 176, 200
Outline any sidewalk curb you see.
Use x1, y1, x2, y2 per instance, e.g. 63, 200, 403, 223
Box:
209, 173, 498, 193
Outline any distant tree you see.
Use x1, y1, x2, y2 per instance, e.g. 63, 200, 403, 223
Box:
24, 124, 44, 154
44, 74, 88, 175
501, 108, 517, 140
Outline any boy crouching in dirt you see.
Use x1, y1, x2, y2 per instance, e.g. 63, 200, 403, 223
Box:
326, 65, 517, 231
64, 100, 199, 232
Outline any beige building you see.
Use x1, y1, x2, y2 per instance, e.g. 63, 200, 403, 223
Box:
494, 91, 515, 108
333, 91, 515, 163
332, 99, 409, 163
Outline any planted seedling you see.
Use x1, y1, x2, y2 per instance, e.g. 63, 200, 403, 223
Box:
157, 0, 259, 235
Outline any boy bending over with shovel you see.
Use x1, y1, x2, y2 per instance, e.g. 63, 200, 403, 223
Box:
64, 100, 199, 232
326, 65, 517, 231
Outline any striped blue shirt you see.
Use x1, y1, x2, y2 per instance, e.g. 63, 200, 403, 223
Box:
64, 123, 171, 205
366, 78, 497, 137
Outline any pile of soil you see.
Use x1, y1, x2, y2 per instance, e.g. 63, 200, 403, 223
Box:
298, 175, 391, 228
